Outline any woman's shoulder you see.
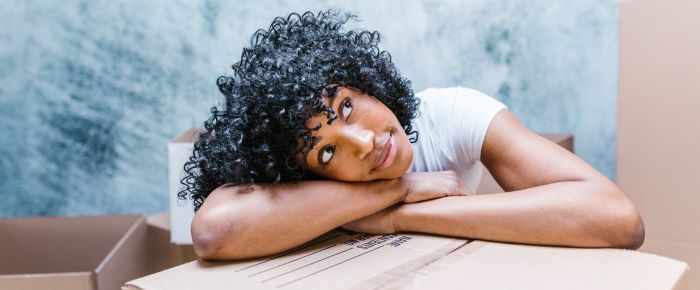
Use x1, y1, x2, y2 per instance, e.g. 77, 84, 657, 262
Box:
415, 86, 493, 102
415, 87, 504, 112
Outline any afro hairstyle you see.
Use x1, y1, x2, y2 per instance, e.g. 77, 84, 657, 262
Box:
179, 10, 420, 211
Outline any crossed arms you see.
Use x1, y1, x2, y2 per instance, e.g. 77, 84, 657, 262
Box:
191, 110, 644, 260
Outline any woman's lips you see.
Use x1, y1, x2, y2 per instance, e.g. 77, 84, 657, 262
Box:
373, 134, 397, 171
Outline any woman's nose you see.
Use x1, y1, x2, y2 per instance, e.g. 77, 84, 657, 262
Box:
343, 126, 374, 160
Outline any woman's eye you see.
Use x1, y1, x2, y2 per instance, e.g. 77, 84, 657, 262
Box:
320, 146, 335, 164
342, 99, 353, 120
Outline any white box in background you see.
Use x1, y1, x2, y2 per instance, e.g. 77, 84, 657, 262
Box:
167, 128, 201, 245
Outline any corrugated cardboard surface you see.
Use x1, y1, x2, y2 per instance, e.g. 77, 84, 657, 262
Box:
124, 230, 688, 290
0, 215, 149, 290
400, 241, 688, 290
618, 0, 699, 287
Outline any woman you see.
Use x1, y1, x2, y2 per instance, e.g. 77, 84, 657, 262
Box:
180, 10, 644, 260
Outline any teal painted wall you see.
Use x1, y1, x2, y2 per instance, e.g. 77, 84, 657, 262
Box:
0, 0, 617, 216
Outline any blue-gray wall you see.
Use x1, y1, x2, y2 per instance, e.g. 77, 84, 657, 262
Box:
0, 0, 617, 217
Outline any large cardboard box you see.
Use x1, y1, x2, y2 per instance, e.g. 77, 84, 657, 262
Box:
0, 215, 150, 290
145, 212, 198, 272
124, 230, 689, 290
618, 0, 700, 287
169, 129, 574, 244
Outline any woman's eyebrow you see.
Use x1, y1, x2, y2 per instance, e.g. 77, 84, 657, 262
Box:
304, 128, 325, 164
327, 86, 343, 112
322, 86, 343, 126
305, 137, 325, 166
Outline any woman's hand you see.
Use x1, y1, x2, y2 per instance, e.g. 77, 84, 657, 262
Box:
342, 171, 473, 234
341, 205, 399, 234
401, 171, 473, 203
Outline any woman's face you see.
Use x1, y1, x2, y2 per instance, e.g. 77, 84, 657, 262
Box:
301, 87, 413, 181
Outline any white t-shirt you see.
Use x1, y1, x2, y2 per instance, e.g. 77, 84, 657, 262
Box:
407, 87, 508, 192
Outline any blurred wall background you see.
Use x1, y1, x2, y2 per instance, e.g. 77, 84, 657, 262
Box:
0, 0, 617, 217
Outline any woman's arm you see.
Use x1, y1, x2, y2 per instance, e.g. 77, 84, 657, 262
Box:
394, 181, 643, 249
191, 171, 467, 260
345, 109, 644, 249
192, 179, 405, 260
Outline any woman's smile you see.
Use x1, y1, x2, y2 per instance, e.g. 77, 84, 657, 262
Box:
373, 133, 397, 171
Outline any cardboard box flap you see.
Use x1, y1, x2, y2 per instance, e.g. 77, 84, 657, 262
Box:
144, 212, 198, 273
0, 215, 142, 275
1, 215, 150, 290
95, 216, 150, 290
0, 272, 93, 290
172, 128, 203, 143
146, 212, 170, 231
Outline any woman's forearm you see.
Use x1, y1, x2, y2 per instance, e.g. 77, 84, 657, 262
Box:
394, 181, 644, 249
192, 179, 406, 260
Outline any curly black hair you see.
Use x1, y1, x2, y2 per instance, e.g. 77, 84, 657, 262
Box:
179, 10, 420, 211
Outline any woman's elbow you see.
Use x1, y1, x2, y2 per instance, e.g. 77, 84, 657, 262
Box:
192, 219, 224, 260
191, 211, 244, 260
621, 209, 645, 250
192, 229, 224, 260
606, 200, 645, 250
190, 184, 262, 260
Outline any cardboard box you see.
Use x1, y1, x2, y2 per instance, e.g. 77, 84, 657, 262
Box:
145, 212, 198, 272
124, 230, 688, 290
0, 215, 150, 290
618, 0, 700, 287
168, 128, 200, 245
169, 129, 575, 244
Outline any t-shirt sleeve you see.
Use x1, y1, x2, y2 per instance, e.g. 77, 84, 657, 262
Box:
423, 87, 507, 164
